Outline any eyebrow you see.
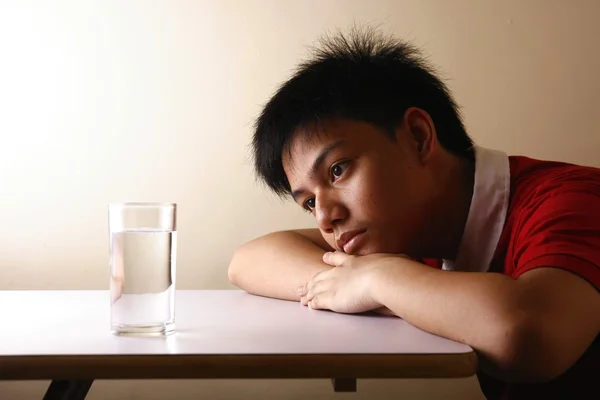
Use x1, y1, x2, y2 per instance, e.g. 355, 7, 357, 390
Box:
291, 139, 346, 203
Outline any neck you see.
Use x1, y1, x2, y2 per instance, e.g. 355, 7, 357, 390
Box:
431, 153, 475, 260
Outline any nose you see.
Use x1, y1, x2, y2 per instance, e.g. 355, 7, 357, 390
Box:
314, 192, 348, 233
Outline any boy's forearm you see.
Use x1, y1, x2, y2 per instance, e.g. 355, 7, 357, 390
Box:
370, 260, 538, 380
228, 231, 332, 301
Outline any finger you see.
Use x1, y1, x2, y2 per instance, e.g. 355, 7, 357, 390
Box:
296, 283, 308, 297
297, 269, 327, 297
300, 295, 309, 306
323, 251, 352, 267
308, 295, 327, 310
301, 279, 329, 307
306, 269, 330, 292
306, 281, 327, 302
308, 293, 334, 311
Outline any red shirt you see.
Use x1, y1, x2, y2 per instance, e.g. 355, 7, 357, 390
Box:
477, 155, 600, 399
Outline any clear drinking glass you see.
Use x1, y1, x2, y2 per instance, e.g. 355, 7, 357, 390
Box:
108, 202, 177, 336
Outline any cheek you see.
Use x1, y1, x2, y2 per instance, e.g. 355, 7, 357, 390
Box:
350, 180, 397, 219
356, 174, 425, 228
343, 162, 421, 221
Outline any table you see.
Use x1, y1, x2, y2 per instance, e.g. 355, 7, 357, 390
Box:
0, 290, 477, 399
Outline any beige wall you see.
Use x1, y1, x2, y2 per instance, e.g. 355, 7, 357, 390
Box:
0, 0, 598, 398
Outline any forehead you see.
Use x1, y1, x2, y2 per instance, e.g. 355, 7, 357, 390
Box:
282, 120, 393, 198
282, 119, 374, 174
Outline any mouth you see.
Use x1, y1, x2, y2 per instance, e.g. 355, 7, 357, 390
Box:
336, 230, 367, 254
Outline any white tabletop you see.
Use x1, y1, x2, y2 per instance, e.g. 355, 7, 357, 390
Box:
0, 290, 476, 381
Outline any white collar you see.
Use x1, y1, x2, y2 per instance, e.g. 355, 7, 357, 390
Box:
442, 146, 511, 272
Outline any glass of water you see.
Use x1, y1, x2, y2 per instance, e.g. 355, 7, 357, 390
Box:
108, 202, 177, 336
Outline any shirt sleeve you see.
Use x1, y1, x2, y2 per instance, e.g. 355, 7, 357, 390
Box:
419, 258, 443, 269
512, 190, 600, 291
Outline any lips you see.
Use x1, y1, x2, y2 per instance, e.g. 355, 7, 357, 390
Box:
336, 229, 366, 254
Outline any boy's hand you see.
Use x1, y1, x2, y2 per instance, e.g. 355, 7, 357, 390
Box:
297, 251, 408, 314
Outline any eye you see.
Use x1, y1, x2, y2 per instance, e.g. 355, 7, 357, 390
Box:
330, 161, 349, 180
303, 197, 316, 212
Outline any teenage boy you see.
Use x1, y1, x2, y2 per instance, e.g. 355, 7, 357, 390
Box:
228, 29, 599, 399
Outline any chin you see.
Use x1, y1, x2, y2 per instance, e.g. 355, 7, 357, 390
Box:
348, 234, 403, 256
359, 242, 407, 256
353, 245, 381, 256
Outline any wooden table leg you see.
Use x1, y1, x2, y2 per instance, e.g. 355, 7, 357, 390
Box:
331, 378, 357, 392
43, 380, 94, 400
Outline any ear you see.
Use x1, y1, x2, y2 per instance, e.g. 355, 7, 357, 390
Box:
401, 107, 438, 164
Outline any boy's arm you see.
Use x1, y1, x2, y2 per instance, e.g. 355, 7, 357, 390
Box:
302, 252, 599, 382
228, 229, 334, 301
301, 249, 599, 383
369, 259, 600, 383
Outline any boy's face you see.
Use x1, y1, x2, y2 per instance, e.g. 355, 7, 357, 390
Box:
283, 116, 440, 256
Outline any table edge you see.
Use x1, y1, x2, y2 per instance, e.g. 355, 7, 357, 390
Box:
0, 352, 478, 380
